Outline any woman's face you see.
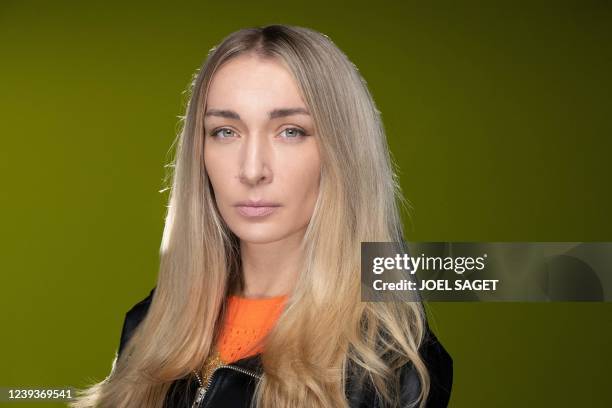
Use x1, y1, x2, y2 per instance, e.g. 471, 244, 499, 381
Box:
204, 54, 321, 244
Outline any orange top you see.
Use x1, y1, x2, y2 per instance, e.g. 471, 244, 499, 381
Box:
215, 293, 288, 363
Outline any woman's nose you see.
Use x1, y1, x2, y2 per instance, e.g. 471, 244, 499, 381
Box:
238, 133, 273, 186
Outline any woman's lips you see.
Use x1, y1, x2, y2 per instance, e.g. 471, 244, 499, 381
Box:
236, 205, 279, 217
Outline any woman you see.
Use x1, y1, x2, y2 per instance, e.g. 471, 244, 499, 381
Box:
72, 24, 453, 407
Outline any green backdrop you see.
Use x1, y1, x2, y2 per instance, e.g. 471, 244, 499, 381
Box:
1, 1, 610, 406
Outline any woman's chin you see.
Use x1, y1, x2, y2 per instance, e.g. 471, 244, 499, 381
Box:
232, 226, 287, 245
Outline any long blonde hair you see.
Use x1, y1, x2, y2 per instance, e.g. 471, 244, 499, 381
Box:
71, 24, 430, 408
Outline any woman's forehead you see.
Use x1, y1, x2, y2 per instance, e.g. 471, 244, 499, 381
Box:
206, 55, 304, 107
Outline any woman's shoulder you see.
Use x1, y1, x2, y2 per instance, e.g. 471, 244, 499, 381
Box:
117, 287, 156, 357
399, 324, 453, 407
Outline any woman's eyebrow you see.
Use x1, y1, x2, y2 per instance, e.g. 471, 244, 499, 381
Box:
205, 107, 310, 120
269, 107, 310, 119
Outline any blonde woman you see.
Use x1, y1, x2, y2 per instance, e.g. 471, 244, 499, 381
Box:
72, 24, 453, 408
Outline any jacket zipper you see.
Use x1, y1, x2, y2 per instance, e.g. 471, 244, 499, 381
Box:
191, 365, 261, 408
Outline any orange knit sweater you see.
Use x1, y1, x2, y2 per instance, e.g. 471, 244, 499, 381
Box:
215, 293, 288, 363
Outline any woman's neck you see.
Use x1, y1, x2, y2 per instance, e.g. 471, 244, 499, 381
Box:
239, 229, 304, 298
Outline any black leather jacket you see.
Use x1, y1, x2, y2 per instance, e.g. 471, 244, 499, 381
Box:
117, 288, 453, 407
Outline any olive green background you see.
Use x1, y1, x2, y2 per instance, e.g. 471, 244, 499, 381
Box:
1, 1, 610, 407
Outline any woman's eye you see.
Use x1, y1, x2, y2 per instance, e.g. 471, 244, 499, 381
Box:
211, 128, 235, 139
279, 127, 306, 139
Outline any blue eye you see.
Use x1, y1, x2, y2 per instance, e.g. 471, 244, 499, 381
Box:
280, 127, 307, 139
211, 128, 235, 138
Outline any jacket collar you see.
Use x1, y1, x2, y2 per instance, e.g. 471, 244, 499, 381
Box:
227, 353, 264, 376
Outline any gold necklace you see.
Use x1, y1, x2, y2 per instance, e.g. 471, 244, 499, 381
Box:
198, 348, 225, 386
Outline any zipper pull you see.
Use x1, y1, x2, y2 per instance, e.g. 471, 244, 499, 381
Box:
191, 385, 206, 408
